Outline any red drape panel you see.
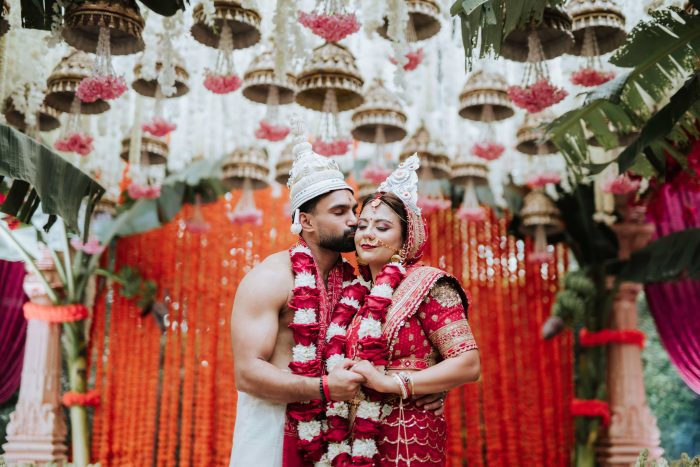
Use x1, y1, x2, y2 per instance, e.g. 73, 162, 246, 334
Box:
0, 259, 27, 404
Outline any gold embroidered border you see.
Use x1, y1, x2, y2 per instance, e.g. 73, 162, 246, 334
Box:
430, 319, 478, 358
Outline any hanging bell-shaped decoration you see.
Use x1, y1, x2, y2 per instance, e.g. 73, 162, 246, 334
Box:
568, 0, 626, 56
376, 0, 441, 42
274, 141, 296, 186
190, 0, 261, 49
3, 84, 61, 133
399, 122, 450, 179
132, 57, 190, 98
222, 146, 270, 190
519, 189, 564, 262
501, 7, 574, 62
62, 0, 145, 55
1, 1, 10, 37
516, 111, 558, 156
458, 70, 514, 122
120, 135, 169, 166
45, 50, 110, 114
451, 152, 489, 223
351, 78, 407, 144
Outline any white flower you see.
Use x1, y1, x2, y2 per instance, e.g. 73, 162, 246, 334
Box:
351, 438, 378, 459
326, 323, 346, 340
328, 441, 351, 461
326, 401, 349, 418
314, 455, 331, 467
292, 344, 316, 362
325, 354, 345, 373
370, 283, 394, 299
297, 420, 321, 441
291, 244, 312, 257
354, 277, 371, 290
356, 400, 381, 421
340, 296, 360, 310
342, 280, 352, 288
391, 262, 406, 274
358, 317, 382, 339
293, 308, 316, 324
200, 0, 216, 27
294, 272, 316, 289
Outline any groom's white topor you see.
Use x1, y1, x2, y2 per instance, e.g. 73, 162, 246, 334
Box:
229, 391, 285, 467
287, 116, 354, 234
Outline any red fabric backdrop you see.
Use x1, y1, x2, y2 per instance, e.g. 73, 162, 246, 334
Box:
88, 188, 573, 466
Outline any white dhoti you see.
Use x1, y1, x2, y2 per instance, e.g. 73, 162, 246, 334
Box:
229, 391, 286, 467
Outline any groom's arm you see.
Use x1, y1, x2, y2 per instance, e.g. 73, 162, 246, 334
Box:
231, 255, 363, 404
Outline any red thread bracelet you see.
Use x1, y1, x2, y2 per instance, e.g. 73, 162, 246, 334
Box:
322, 375, 331, 402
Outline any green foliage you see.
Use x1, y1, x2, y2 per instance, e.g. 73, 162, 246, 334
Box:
0, 392, 18, 455
449, 0, 563, 67
0, 124, 104, 232
546, 8, 700, 178
112, 265, 157, 309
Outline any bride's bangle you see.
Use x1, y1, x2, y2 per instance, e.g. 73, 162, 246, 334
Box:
392, 373, 408, 399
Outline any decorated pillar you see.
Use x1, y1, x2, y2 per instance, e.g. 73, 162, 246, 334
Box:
2, 253, 68, 466
596, 214, 663, 466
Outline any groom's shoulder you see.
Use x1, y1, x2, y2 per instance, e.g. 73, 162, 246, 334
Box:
243, 250, 293, 284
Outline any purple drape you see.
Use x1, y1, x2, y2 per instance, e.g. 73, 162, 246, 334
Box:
645, 187, 700, 394
0, 260, 27, 403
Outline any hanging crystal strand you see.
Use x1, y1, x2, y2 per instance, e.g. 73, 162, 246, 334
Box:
320, 88, 339, 142
94, 27, 115, 77
533, 223, 548, 256
264, 85, 280, 125
462, 177, 479, 210
373, 125, 386, 167
229, 178, 262, 225
153, 84, 165, 120
218, 22, 235, 76
526, 30, 548, 85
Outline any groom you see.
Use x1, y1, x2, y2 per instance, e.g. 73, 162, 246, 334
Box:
230, 123, 444, 466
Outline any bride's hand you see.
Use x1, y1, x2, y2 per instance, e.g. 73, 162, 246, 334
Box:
351, 360, 399, 395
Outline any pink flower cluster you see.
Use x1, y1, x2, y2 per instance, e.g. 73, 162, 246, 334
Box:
361, 165, 391, 184
70, 237, 105, 255
602, 174, 641, 195
571, 68, 615, 87
76, 75, 128, 103
417, 196, 451, 215
203, 72, 242, 94
142, 118, 177, 137
312, 138, 352, 157
185, 219, 211, 234
127, 184, 161, 200
228, 208, 263, 226
471, 141, 505, 161
526, 172, 561, 188
54, 132, 94, 156
528, 251, 554, 264
390, 48, 425, 71
255, 120, 291, 142
457, 206, 487, 222
298, 11, 360, 43
507, 79, 568, 113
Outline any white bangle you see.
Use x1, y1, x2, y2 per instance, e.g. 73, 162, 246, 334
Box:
392, 374, 408, 399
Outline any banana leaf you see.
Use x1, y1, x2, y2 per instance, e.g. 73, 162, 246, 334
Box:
0, 124, 104, 232
546, 8, 700, 178
609, 228, 700, 283
450, 0, 564, 67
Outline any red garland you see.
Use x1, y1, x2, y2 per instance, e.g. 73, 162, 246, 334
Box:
62, 389, 101, 407
570, 399, 610, 427
579, 328, 646, 348
23, 302, 89, 323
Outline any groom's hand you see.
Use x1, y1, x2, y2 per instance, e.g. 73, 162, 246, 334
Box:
327, 359, 365, 402
415, 392, 447, 416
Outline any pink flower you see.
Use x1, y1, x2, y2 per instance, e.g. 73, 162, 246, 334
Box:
457, 206, 487, 222
507, 79, 568, 113
361, 165, 391, 185
298, 11, 360, 43
185, 219, 211, 234
142, 118, 177, 137
571, 68, 615, 87
312, 138, 352, 157
76, 75, 128, 103
54, 133, 94, 156
389, 48, 425, 71
528, 251, 553, 264
228, 208, 263, 225
471, 141, 505, 161
526, 172, 561, 188
417, 196, 450, 215
255, 120, 291, 142
602, 174, 641, 195
203, 71, 242, 94
127, 184, 161, 200
70, 237, 105, 255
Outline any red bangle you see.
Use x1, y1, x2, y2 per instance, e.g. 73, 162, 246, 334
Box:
322, 375, 331, 402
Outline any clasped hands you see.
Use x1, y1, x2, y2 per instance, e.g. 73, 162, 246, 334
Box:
326, 359, 444, 414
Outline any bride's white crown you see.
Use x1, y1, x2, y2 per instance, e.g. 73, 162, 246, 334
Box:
376, 154, 421, 215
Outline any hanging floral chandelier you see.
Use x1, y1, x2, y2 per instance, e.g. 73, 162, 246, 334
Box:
519, 189, 564, 264
298, 0, 360, 43
45, 50, 110, 115
222, 146, 270, 225
119, 135, 169, 201
191, 0, 261, 95
451, 153, 490, 222
295, 42, 364, 157
242, 45, 297, 142
503, 7, 573, 113
3, 83, 60, 135
459, 69, 514, 161
568, 0, 626, 86
351, 78, 407, 184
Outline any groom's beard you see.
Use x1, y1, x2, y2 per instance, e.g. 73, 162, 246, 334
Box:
319, 227, 356, 252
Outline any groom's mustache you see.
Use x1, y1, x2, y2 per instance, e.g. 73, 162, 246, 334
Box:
344, 227, 357, 237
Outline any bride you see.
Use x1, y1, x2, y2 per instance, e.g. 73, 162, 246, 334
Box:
344, 155, 480, 466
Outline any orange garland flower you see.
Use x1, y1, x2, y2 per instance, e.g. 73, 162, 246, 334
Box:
23, 302, 89, 322
62, 389, 101, 407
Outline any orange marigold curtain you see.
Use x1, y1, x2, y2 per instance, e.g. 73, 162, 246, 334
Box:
88, 188, 573, 466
